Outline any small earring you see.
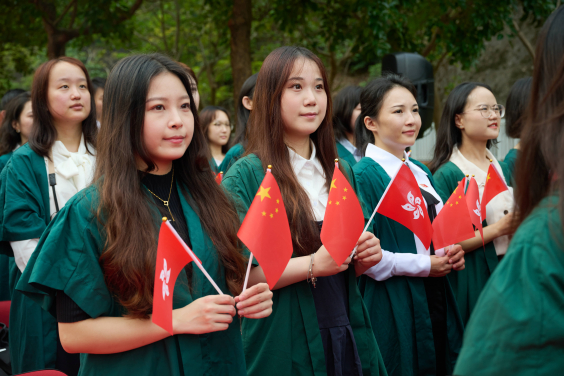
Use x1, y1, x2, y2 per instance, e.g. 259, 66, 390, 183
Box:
16, 129, 20, 133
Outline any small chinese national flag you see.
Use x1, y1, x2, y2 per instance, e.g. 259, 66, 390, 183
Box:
377, 164, 433, 249
466, 177, 484, 245
152, 221, 201, 335
432, 180, 475, 249
321, 162, 365, 265
237, 168, 293, 289
215, 171, 223, 185
481, 163, 509, 220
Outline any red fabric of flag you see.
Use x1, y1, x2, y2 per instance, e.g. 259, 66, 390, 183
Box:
432, 180, 475, 249
238, 170, 293, 289
466, 177, 484, 245
152, 221, 200, 335
481, 163, 509, 219
215, 171, 223, 185
377, 164, 433, 249
320, 163, 365, 266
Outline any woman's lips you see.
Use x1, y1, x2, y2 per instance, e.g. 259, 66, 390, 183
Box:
164, 136, 185, 144
300, 112, 317, 120
403, 130, 416, 136
70, 104, 83, 110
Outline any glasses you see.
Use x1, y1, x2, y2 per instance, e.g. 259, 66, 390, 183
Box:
463, 104, 505, 119
212, 121, 233, 130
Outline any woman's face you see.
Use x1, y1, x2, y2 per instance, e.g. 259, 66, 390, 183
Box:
47, 61, 91, 126
13, 100, 33, 143
142, 72, 194, 170
456, 87, 500, 142
207, 110, 230, 148
280, 58, 328, 141
350, 103, 361, 131
368, 86, 421, 152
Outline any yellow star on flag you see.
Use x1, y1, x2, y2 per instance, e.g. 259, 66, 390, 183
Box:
456, 201, 458, 204
487, 173, 491, 182
330, 179, 337, 190
275, 208, 278, 213
336, 201, 340, 205
270, 214, 273, 218
256, 186, 271, 201
262, 211, 266, 216
344, 188, 348, 192
276, 199, 279, 204
329, 201, 332, 205
343, 196, 347, 200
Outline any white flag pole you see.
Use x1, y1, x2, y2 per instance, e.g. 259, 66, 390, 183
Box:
165, 221, 224, 295
350, 161, 405, 258
242, 253, 254, 293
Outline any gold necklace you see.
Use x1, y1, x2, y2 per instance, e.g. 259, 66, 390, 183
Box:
146, 168, 175, 221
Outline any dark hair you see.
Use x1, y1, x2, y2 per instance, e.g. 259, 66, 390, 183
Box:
96, 53, 245, 318
0, 92, 31, 155
200, 106, 230, 155
1, 89, 26, 110
333, 86, 362, 142
245, 46, 340, 257
231, 73, 258, 147
91, 77, 106, 92
177, 62, 198, 86
428, 82, 497, 174
505, 77, 532, 139
28, 57, 97, 159
515, 6, 564, 231
354, 74, 417, 156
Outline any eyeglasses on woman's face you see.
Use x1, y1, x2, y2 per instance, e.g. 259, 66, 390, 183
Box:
463, 104, 505, 119
212, 121, 233, 131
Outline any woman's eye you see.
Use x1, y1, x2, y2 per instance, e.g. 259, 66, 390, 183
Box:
80, 84, 87, 89
60, 85, 69, 89
394, 109, 403, 114
154, 105, 164, 110
316, 84, 324, 90
292, 84, 301, 89
413, 108, 419, 113
181, 103, 190, 110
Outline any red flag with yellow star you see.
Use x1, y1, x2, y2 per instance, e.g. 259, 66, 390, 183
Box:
237, 168, 293, 289
432, 180, 475, 250
481, 163, 509, 220
320, 162, 365, 266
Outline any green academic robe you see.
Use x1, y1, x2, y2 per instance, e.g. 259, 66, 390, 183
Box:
454, 194, 564, 375
209, 158, 220, 174
353, 156, 464, 376
222, 154, 387, 376
219, 143, 245, 173
0, 152, 13, 301
503, 148, 519, 181
432, 161, 512, 325
16, 181, 247, 376
336, 142, 357, 167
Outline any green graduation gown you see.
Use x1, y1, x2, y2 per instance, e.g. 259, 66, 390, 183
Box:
353, 156, 464, 376
16, 181, 247, 376
0, 144, 58, 373
454, 194, 564, 375
432, 161, 511, 325
503, 148, 519, 181
336, 142, 357, 167
209, 158, 220, 174
222, 154, 387, 376
0, 152, 13, 301
219, 143, 245, 173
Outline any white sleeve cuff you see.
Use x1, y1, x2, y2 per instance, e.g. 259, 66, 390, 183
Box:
364, 250, 431, 281
10, 239, 39, 273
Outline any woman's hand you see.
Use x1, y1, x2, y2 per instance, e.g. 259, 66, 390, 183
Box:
172, 295, 236, 335
494, 212, 516, 237
446, 244, 465, 271
353, 232, 383, 276
314, 245, 350, 277
429, 255, 453, 277
235, 283, 273, 319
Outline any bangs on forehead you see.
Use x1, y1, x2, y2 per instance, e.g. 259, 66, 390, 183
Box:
287, 57, 323, 80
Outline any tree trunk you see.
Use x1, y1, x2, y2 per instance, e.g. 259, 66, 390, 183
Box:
228, 0, 252, 126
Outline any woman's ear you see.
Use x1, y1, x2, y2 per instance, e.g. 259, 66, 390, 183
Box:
364, 116, 378, 133
11, 120, 20, 133
454, 114, 464, 130
242, 96, 253, 111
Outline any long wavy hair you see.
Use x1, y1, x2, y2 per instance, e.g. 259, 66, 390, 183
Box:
428, 82, 497, 174
245, 46, 342, 256
0, 92, 30, 156
515, 6, 564, 230
96, 53, 246, 319
28, 57, 97, 158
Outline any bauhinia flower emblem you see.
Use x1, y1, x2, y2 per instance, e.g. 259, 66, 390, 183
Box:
473, 200, 481, 219
160, 258, 171, 300
401, 191, 425, 220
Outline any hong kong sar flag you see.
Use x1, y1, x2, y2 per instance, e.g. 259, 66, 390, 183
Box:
377, 164, 433, 249
466, 176, 484, 246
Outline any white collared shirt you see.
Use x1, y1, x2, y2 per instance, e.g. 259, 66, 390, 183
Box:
363, 143, 444, 281
11, 135, 96, 272
288, 142, 328, 221
338, 138, 362, 162
449, 146, 514, 255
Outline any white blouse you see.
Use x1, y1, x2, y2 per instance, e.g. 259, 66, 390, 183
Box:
449, 146, 514, 255
363, 144, 446, 282
338, 138, 362, 162
11, 135, 96, 272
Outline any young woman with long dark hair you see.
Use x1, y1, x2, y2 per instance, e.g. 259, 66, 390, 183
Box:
353, 74, 465, 376
454, 7, 564, 375
200, 106, 231, 173
503, 77, 532, 179
0, 56, 97, 375
220, 73, 258, 173
429, 82, 515, 324
222, 46, 386, 376
14, 53, 272, 376
333, 85, 362, 167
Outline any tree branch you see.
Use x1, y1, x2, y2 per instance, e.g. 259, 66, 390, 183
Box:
159, 0, 170, 53
174, 0, 181, 59
421, 28, 439, 57
69, 0, 78, 29
118, 0, 144, 22
512, 18, 535, 59
53, 0, 77, 26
